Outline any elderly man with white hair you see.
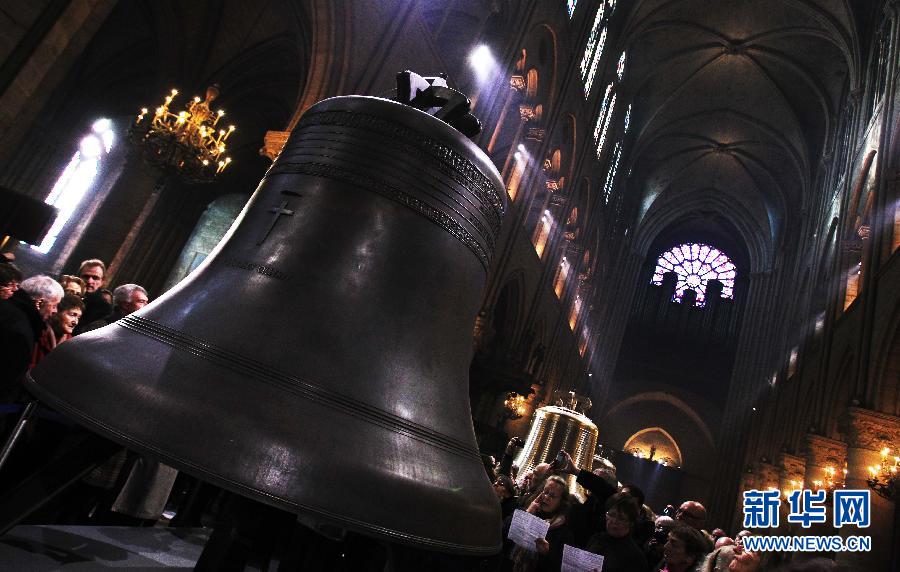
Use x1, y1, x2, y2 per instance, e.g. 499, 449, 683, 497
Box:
20, 275, 64, 322
22, 275, 66, 366
0, 275, 63, 398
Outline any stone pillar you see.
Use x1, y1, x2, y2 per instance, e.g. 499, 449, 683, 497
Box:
711, 270, 779, 528
777, 453, 806, 534
777, 452, 805, 494
801, 435, 847, 539
734, 468, 759, 529
757, 461, 781, 491
836, 407, 900, 569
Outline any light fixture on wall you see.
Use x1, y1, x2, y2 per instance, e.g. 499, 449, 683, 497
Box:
867, 447, 899, 500
783, 479, 803, 499
503, 392, 528, 419
131, 85, 235, 182
812, 465, 845, 494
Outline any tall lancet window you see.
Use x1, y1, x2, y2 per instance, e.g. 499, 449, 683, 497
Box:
533, 210, 553, 258
616, 51, 626, 80
593, 50, 626, 158
581, 4, 607, 97
553, 257, 570, 297
33, 118, 115, 253
602, 104, 631, 203
569, 294, 582, 329
651, 243, 737, 305
593, 84, 616, 157
566, 0, 578, 18
581, 0, 618, 97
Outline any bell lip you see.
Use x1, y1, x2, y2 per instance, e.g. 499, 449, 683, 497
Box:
23, 372, 502, 557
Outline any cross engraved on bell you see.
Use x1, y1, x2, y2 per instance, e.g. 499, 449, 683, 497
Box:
257, 199, 295, 246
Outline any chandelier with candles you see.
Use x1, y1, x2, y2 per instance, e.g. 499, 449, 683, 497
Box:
867, 446, 899, 500
131, 85, 235, 182
503, 392, 528, 419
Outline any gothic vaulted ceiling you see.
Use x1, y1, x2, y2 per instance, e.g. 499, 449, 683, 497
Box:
621, 0, 858, 270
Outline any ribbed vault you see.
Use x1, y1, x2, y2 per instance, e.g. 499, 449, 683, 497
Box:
620, 0, 857, 263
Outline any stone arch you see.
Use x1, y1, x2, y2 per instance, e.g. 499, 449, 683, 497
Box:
634, 190, 770, 274
286, 0, 348, 128
491, 272, 526, 352
526, 23, 558, 113
623, 427, 684, 467
603, 391, 716, 451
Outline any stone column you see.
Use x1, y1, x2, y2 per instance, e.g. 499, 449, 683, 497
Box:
758, 461, 781, 491
777, 453, 807, 535
711, 270, 779, 527
798, 435, 846, 539
836, 407, 900, 568
734, 468, 760, 530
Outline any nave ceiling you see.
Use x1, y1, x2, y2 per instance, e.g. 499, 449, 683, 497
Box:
620, 0, 860, 271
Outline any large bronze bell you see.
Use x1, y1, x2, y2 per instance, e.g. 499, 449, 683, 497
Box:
26, 95, 506, 555
515, 392, 598, 498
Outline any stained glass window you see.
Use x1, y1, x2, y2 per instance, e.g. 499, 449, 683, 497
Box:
579, 5, 606, 80
592, 84, 613, 146
616, 51, 627, 81
603, 141, 622, 203
33, 118, 115, 253
583, 28, 607, 98
651, 243, 737, 305
602, 106, 631, 203
595, 90, 616, 158
567, 0, 577, 18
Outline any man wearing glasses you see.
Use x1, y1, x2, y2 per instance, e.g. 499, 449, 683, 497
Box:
74, 259, 112, 335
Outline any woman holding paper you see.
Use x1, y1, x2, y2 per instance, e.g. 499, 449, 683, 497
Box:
510, 475, 574, 572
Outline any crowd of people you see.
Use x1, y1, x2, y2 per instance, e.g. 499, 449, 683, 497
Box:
0, 257, 149, 391
483, 439, 849, 572
0, 255, 167, 525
